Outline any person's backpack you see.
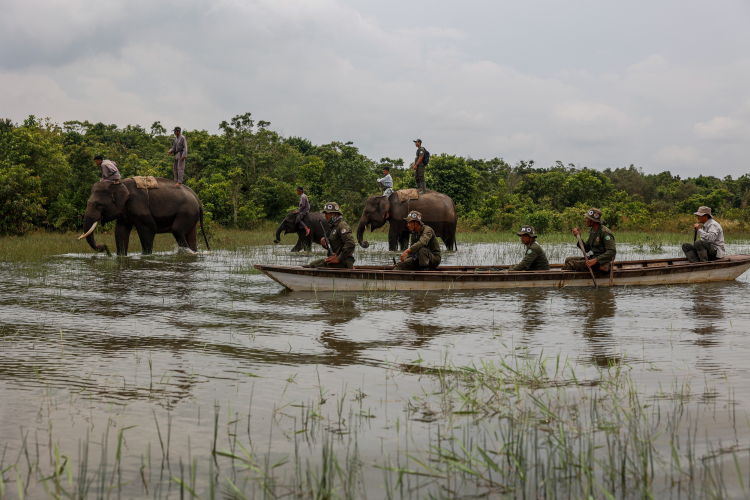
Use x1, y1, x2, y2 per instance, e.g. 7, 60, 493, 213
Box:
422, 148, 430, 165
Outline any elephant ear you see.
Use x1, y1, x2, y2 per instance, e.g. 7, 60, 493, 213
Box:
379, 201, 390, 219
112, 183, 130, 214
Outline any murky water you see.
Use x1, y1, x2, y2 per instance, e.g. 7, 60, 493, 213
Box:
2, 240, 750, 498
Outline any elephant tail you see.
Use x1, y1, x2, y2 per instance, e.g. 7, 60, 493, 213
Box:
199, 204, 211, 251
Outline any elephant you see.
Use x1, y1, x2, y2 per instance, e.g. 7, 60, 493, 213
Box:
77, 178, 210, 255
273, 211, 330, 251
356, 190, 458, 251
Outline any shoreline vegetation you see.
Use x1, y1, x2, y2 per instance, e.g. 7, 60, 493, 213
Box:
3, 226, 750, 262
2, 114, 750, 240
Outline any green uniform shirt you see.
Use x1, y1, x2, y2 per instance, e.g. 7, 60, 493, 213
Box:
415, 147, 425, 164
583, 225, 616, 267
509, 240, 550, 271
409, 224, 441, 257
328, 217, 356, 263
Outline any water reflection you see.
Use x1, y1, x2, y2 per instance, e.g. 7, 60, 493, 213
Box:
577, 289, 620, 367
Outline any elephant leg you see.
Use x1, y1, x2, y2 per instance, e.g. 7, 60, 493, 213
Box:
185, 223, 198, 252
115, 221, 132, 256
133, 218, 157, 254
399, 232, 409, 251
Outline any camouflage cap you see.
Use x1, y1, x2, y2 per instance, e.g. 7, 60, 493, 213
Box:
404, 211, 423, 223
584, 208, 603, 223
694, 206, 712, 217
321, 202, 341, 214
413, 139, 422, 143
516, 225, 537, 238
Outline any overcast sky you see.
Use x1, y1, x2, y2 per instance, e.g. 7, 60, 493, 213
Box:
2, 0, 749, 177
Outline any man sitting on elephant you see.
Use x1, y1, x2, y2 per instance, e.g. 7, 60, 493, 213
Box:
394, 211, 441, 271
94, 154, 120, 184
309, 202, 356, 269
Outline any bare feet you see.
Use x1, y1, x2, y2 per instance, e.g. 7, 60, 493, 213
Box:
305, 227, 310, 236
174, 183, 180, 187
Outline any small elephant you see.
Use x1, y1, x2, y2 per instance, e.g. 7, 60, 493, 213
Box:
78, 178, 209, 255
356, 190, 457, 251
273, 211, 330, 252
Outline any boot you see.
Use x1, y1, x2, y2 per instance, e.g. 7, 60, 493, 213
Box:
684, 249, 699, 263
697, 250, 708, 262
417, 181, 426, 194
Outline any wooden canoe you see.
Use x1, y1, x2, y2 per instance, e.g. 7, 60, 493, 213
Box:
254, 255, 750, 292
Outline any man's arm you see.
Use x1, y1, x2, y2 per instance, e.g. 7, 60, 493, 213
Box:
509, 249, 537, 271
595, 235, 617, 266
409, 226, 433, 253
413, 150, 424, 168
336, 231, 356, 261
698, 222, 721, 243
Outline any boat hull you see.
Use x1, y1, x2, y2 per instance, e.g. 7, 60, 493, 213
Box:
255, 255, 750, 292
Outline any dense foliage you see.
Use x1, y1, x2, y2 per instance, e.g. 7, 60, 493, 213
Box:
1, 114, 749, 236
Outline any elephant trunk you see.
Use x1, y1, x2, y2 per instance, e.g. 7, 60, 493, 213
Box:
79, 216, 109, 254
357, 218, 369, 248
273, 222, 283, 243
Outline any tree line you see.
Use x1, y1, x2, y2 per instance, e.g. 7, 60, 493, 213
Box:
1, 113, 749, 237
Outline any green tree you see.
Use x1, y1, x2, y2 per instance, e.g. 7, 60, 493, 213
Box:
426, 154, 478, 214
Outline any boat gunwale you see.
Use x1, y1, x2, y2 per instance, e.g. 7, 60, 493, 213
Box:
254, 255, 750, 283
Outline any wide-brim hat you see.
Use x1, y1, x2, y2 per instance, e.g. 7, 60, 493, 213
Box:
694, 206, 712, 217
584, 208, 603, 223
321, 202, 341, 214
404, 211, 423, 223
516, 225, 537, 238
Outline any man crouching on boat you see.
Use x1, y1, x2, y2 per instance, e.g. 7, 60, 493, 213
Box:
309, 202, 356, 269
563, 208, 616, 272
507, 226, 550, 271
394, 211, 441, 271
681, 206, 725, 262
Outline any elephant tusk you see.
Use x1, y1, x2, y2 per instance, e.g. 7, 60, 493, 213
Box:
78, 221, 98, 240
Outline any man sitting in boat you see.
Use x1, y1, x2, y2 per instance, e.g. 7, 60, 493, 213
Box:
394, 211, 441, 271
681, 206, 725, 262
563, 207, 616, 272
507, 226, 550, 271
309, 202, 356, 269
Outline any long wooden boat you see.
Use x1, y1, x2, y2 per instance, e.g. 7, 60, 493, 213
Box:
255, 255, 750, 292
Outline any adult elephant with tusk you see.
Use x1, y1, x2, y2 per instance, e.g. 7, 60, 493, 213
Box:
78, 177, 210, 255
356, 190, 457, 251
273, 211, 330, 252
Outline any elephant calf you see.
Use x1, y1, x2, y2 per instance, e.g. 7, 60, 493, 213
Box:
274, 211, 330, 252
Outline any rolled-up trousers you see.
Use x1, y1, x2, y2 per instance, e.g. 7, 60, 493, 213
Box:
394, 247, 440, 270
173, 157, 186, 184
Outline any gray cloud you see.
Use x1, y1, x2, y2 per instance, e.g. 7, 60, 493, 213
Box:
1, 0, 749, 177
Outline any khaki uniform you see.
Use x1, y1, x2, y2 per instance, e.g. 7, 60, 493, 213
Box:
564, 225, 617, 271
394, 224, 441, 270
414, 147, 426, 185
171, 135, 187, 184
309, 216, 356, 269
509, 241, 550, 271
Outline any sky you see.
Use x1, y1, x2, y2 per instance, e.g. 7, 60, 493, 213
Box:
1, 0, 749, 177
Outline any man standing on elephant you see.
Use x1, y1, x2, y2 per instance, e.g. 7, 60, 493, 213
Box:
412, 139, 428, 195
294, 187, 310, 237
168, 126, 187, 187
394, 211, 441, 271
563, 208, 616, 272
309, 202, 356, 269
94, 154, 120, 183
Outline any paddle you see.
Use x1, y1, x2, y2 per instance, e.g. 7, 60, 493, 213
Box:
575, 232, 598, 289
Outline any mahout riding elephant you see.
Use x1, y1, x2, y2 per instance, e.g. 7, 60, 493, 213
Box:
77, 178, 209, 255
273, 211, 330, 252
356, 190, 457, 251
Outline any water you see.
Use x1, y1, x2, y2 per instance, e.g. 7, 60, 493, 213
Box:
2, 240, 750, 498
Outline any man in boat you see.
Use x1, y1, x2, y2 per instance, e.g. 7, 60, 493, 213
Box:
394, 211, 441, 271
309, 202, 356, 269
681, 206, 725, 262
507, 226, 550, 271
563, 208, 616, 272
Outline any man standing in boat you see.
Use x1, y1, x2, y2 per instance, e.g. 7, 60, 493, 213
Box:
563, 208, 616, 272
508, 226, 550, 271
394, 211, 441, 271
681, 206, 725, 262
309, 202, 356, 269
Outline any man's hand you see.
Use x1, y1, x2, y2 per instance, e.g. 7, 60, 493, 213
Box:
572, 227, 581, 236
325, 253, 339, 264
181, 155, 186, 160
586, 258, 598, 268
400, 248, 411, 263
320, 238, 327, 248
693, 223, 701, 230
168, 149, 173, 155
